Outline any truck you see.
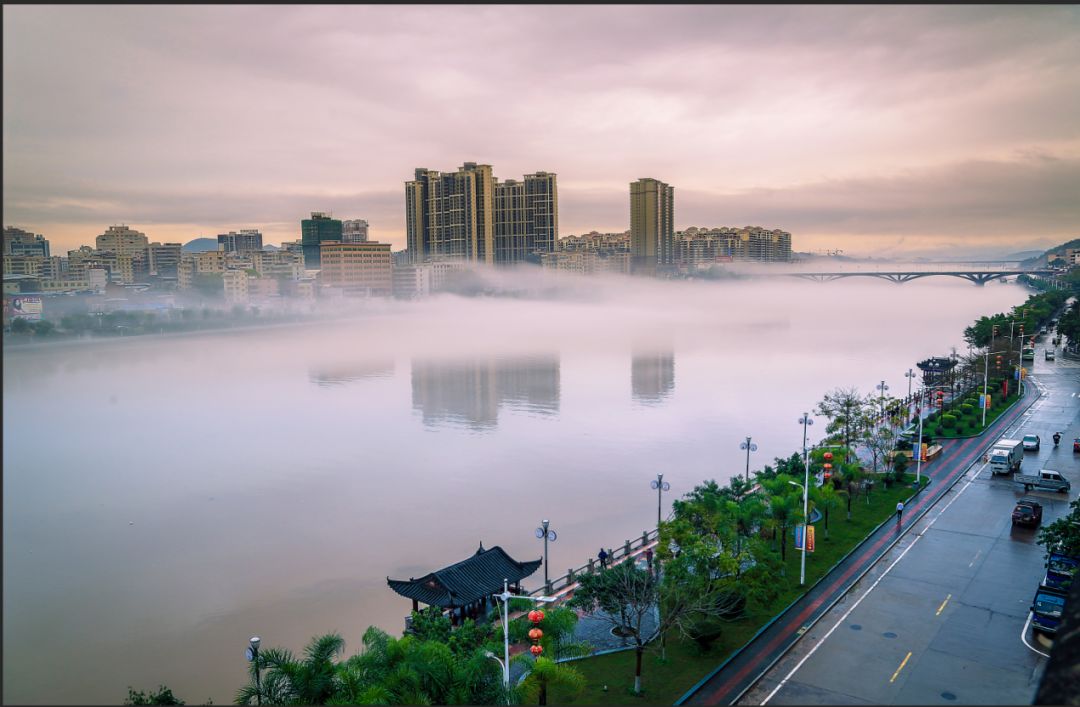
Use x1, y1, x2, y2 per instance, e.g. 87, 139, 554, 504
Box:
1044, 550, 1079, 591
1015, 468, 1071, 494
1030, 583, 1068, 635
988, 438, 1023, 475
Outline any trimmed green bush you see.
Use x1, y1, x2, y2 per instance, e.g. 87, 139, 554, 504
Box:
941, 413, 957, 429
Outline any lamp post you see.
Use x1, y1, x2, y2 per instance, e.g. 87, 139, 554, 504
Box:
904, 369, 916, 419
490, 579, 557, 703
915, 403, 923, 485
650, 473, 670, 528
246, 636, 262, 706
876, 380, 890, 425
535, 520, 557, 592
739, 437, 758, 482
797, 413, 814, 586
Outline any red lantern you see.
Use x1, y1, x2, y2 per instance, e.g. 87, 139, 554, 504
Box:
528, 610, 545, 624
528, 628, 543, 641
530, 644, 543, 656
823, 452, 833, 462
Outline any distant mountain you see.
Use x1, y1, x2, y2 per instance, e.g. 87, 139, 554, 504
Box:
1004, 250, 1045, 261
181, 238, 219, 253
1020, 238, 1080, 267
262, 244, 280, 251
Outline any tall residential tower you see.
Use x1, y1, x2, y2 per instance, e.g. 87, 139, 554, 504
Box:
405, 163, 558, 265
630, 178, 675, 275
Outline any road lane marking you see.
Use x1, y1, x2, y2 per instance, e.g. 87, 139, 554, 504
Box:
890, 651, 913, 683
968, 550, 981, 568
1021, 612, 1050, 658
760, 464, 986, 705
936, 594, 951, 616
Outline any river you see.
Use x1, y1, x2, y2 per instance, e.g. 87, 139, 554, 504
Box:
2, 273, 1028, 704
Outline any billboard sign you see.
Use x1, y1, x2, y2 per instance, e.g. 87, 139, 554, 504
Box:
8, 295, 43, 321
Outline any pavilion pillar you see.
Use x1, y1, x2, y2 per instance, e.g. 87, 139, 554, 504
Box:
412, 598, 419, 613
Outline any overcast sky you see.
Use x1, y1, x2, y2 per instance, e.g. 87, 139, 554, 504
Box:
4, 5, 1080, 256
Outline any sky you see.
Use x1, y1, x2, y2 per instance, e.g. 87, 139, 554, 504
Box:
4, 5, 1080, 257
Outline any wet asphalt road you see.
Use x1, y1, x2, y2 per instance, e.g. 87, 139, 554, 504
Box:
740, 353, 1080, 705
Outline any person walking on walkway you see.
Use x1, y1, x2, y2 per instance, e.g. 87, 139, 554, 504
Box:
645, 547, 654, 575
896, 501, 905, 527
598, 548, 608, 569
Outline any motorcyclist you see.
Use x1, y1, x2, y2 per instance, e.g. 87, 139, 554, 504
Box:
1053, 432, 1061, 446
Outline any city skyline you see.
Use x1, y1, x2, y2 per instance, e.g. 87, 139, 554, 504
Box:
4, 6, 1079, 257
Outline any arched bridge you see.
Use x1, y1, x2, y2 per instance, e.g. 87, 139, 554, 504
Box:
785, 269, 1055, 286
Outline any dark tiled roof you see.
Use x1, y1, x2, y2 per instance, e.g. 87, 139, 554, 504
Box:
387, 544, 542, 608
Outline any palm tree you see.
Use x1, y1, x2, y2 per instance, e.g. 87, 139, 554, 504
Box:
768, 493, 798, 562
513, 656, 585, 705
236, 633, 344, 705
813, 484, 842, 539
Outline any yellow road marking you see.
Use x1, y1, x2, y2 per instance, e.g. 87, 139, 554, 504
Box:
936, 594, 952, 616
890, 651, 913, 683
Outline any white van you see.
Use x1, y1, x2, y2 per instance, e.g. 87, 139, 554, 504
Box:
989, 438, 1024, 475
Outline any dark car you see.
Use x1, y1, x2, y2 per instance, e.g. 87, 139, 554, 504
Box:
1012, 498, 1043, 527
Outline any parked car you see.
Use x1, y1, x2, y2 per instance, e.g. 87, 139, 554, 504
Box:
1012, 498, 1043, 527
1074, 437, 1080, 454
1023, 434, 1041, 451
1045, 349, 1056, 361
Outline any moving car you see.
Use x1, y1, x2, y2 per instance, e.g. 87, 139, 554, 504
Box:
1015, 468, 1071, 494
1045, 349, 1056, 361
1023, 434, 1041, 451
1012, 498, 1043, 527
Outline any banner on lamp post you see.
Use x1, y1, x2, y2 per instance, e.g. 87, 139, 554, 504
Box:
807, 525, 815, 553
794, 524, 804, 551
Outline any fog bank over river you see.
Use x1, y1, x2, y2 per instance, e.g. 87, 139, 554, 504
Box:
3, 274, 1028, 704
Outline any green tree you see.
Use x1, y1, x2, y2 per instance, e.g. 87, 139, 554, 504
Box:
10, 318, 30, 333
813, 483, 842, 539
236, 633, 344, 705
1037, 498, 1080, 558
125, 686, 186, 705
814, 387, 868, 461
516, 656, 586, 706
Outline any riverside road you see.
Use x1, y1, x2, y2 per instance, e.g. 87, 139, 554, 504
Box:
681, 355, 1080, 705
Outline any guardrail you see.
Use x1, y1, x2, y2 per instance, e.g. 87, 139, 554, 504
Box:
525, 527, 661, 599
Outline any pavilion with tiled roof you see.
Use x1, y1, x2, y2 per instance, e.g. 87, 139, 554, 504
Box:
388, 543, 542, 625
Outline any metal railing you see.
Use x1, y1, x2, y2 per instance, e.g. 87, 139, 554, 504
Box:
525, 527, 661, 600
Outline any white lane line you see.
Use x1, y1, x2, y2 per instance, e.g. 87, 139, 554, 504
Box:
761, 464, 986, 704
1021, 612, 1051, 658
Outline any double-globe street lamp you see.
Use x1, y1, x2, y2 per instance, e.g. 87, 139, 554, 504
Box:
796, 413, 814, 586
650, 473, 671, 528
740, 437, 758, 482
245, 636, 262, 706
535, 520, 557, 593
904, 369, 917, 420
876, 380, 890, 425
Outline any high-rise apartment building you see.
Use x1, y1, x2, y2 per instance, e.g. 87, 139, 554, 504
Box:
406, 163, 558, 266
96, 225, 149, 257
3, 227, 50, 258
341, 219, 370, 243
217, 229, 263, 253
630, 178, 675, 274
300, 212, 343, 269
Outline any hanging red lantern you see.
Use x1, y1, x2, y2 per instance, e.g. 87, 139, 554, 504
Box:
530, 644, 544, 656
528, 609, 545, 624
823, 452, 833, 462
528, 628, 543, 641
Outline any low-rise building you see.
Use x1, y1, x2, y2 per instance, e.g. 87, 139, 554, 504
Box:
392, 264, 432, 299
319, 241, 393, 296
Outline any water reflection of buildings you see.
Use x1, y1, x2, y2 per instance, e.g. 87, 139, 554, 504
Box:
411, 356, 560, 430
631, 350, 675, 403
310, 360, 395, 387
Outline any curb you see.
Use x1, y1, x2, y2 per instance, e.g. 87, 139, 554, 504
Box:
675, 382, 1042, 706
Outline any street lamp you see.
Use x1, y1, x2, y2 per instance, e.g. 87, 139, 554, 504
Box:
246, 636, 262, 706
491, 579, 557, 702
904, 369, 916, 419
535, 520, 557, 592
914, 402, 923, 486
797, 413, 814, 586
876, 380, 890, 423
739, 437, 758, 482
650, 473, 670, 528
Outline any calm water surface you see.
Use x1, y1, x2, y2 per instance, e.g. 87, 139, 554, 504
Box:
3, 276, 1027, 703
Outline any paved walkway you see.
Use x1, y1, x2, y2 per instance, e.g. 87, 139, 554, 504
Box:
677, 382, 1042, 705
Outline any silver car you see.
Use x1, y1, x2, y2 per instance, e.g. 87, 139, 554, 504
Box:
1023, 434, 1041, 451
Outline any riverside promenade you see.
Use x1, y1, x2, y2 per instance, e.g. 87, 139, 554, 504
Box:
678, 382, 1042, 705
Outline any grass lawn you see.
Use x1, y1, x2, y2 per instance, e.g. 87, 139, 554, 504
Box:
546, 476, 925, 705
